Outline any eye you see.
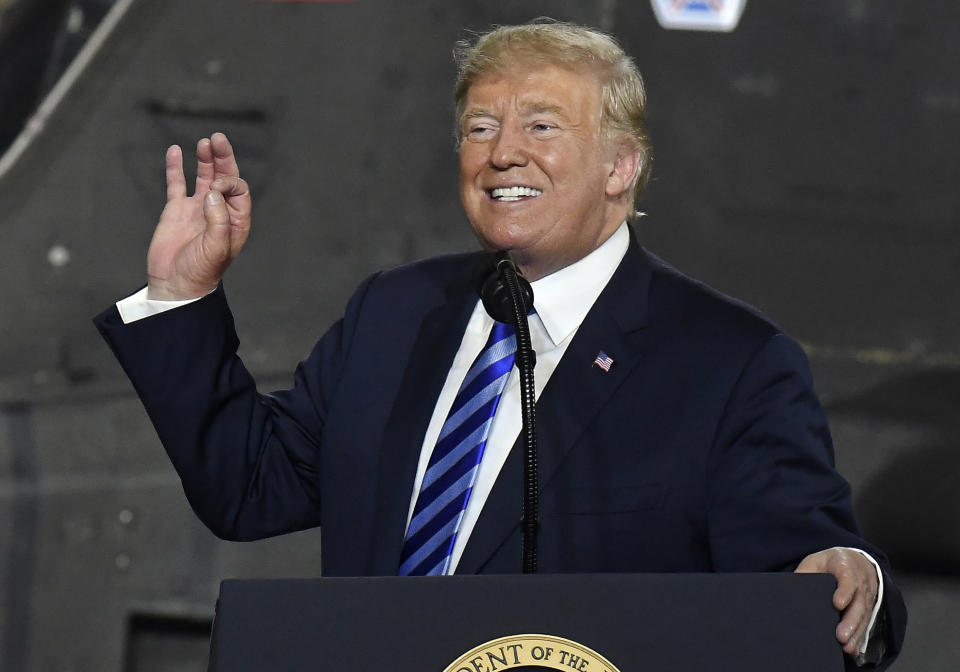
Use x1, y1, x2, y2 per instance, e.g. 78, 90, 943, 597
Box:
530, 121, 560, 135
464, 124, 497, 141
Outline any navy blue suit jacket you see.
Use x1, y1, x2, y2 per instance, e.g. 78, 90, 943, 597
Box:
95, 236, 905, 661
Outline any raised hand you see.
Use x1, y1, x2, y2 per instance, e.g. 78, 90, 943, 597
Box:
146, 132, 251, 300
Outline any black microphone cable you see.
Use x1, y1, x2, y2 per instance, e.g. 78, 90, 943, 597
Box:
477, 252, 539, 574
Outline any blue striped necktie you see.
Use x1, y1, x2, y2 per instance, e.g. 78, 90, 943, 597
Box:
399, 321, 517, 576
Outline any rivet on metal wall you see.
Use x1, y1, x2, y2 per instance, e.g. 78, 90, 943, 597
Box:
47, 244, 71, 268
205, 59, 223, 76
67, 6, 85, 34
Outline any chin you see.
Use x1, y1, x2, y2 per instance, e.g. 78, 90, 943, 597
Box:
472, 225, 536, 255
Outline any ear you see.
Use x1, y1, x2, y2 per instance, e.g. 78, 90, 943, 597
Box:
605, 147, 642, 199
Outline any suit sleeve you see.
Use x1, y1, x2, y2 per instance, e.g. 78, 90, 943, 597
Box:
93, 277, 378, 541
705, 332, 906, 667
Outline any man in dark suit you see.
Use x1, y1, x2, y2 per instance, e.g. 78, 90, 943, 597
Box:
96, 21, 904, 667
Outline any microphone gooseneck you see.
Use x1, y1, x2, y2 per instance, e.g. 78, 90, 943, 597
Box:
477, 252, 539, 574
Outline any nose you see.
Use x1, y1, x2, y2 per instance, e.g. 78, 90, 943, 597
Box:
489, 123, 528, 170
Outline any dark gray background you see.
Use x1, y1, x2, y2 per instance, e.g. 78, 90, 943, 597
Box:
0, 1, 956, 670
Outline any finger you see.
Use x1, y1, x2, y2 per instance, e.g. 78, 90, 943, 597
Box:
210, 131, 240, 179
837, 594, 869, 653
211, 176, 252, 228
196, 137, 214, 193
210, 175, 250, 198
210, 176, 252, 257
832, 568, 857, 611
794, 554, 824, 574
165, 145, 187, 201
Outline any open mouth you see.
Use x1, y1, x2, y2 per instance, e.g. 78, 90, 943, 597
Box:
488, 186, 543, 202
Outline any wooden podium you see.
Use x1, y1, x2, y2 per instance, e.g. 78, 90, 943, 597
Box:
207, 573, 844, 671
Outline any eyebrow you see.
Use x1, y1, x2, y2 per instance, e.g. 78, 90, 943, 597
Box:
460, 109, 496, 122
459, 103, 569, 123
520, 103, 567, 118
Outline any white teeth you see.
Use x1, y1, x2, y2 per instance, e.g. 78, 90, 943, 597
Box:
491, 186, 542, 200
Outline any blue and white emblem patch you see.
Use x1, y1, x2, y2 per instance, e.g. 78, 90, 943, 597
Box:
651, 0, 748, 32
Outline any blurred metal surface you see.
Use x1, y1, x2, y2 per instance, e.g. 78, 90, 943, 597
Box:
0, 0, 956, 669
0, 0, 117, 157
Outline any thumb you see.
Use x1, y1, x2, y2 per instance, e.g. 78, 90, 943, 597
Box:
202, 189, 232, 261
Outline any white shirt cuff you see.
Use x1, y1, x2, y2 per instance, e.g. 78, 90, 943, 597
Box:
848, 547, 884, 656
116, 286, 204, 324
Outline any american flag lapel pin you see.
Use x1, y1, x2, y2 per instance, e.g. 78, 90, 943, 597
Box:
593, 350, 614, 372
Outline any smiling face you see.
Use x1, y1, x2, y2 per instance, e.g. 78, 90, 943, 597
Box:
458, 63, 638, 280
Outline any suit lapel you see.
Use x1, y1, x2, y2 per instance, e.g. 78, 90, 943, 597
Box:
366, 265, 479, 574
456, 239, 653, 574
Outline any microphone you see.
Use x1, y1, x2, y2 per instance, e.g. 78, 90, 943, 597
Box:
476, 252, 534, 325
476, 252, 539, 574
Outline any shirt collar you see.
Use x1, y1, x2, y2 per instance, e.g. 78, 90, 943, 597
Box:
529, 221, 630, 347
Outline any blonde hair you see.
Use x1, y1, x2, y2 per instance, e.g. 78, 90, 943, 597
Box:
454, 19, 653, 206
